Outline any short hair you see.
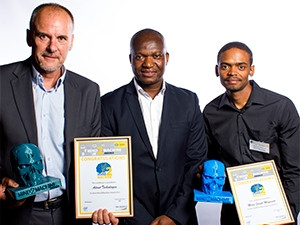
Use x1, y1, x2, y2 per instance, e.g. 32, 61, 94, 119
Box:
29, 3, 74, 30
217, 41, 253, 65
130, 28, 166, 53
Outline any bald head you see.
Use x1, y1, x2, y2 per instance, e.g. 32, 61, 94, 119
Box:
130, 28, 167, 54
29, 3, 74, 31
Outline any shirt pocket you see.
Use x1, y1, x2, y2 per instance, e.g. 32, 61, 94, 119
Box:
249, 123, 278, 144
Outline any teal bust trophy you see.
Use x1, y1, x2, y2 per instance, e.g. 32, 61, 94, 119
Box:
194, 159, 234, 204
8, 143, 62, 200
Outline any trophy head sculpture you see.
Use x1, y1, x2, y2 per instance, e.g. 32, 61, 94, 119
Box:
11, 143, 44, 187
201, 160, 226, 195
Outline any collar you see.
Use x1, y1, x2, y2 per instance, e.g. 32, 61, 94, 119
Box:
218, 80, 265, 109
32, 65, 66, 91
133, 78, 166, 98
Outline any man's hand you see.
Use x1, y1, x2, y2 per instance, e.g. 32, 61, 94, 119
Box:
196, 164, 203, 180
0, 177, 26, 208
92, 208, 119, 225
150, 215, 176, 225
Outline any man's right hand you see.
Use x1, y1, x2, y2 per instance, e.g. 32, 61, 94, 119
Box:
0, 177, 26, 208
92, 208, 119, 225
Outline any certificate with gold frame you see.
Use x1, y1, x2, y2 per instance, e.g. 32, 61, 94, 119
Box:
74, 136, 133, 218
226, 160, 294, 225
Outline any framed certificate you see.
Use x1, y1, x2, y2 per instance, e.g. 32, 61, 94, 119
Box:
74, 136, 133, 218
226, 160, 294, 225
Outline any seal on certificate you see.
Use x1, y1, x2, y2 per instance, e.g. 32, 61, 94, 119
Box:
96, 162, 112, 178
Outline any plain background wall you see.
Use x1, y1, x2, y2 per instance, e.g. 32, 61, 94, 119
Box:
1, 1, 299, 224
1, 0, 299, 112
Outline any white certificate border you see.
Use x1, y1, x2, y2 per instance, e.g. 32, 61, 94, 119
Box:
226, 160, 294, 225
74, 136, 133, 219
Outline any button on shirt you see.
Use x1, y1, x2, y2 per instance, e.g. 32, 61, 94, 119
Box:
134, 79, 165, 158
32, 66, 66, 201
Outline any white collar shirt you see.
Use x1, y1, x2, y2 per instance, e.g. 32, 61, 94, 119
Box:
134, 78, 166, 158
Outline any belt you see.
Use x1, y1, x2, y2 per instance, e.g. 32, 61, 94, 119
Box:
33, 194, 65, 210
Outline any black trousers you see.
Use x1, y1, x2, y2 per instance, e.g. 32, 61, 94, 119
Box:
29, 195, 68, 225
220, 203, 240, 225
30, 205, 67, 225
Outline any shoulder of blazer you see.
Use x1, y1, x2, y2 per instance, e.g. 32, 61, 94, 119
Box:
64, 69, 99, 90
165, 82, 197, 99
101, 79, 136, 101
1, 58, 32, 80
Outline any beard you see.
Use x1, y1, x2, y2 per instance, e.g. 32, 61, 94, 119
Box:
36, 51, 63, 73
39, 61, 62, 73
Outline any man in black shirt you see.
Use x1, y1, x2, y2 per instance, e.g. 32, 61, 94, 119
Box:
203, 41, 299, 225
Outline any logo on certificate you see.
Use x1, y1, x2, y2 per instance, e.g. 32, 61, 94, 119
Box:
96, 162, 112, 178
250, 183, 266, 197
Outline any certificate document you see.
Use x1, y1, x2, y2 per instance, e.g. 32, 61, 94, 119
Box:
226, 160, 294, 225
74, 136, 133, 218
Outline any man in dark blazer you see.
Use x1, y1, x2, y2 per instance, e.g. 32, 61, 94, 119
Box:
0, 58, 101, 225
0, 3, 110, 225
100, 28, 207, 225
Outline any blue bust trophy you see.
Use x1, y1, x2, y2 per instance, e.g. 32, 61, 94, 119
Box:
194, 160, 234, 204
8, 143, 62, 200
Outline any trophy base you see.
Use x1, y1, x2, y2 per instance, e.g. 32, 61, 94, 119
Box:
194, 189, 234, 204
8, 176, 62, 200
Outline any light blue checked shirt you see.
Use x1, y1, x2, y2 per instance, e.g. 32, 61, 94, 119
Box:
32, 66, 66, 201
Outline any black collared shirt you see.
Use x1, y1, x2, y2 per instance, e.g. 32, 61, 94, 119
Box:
203, 80, 299, 218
